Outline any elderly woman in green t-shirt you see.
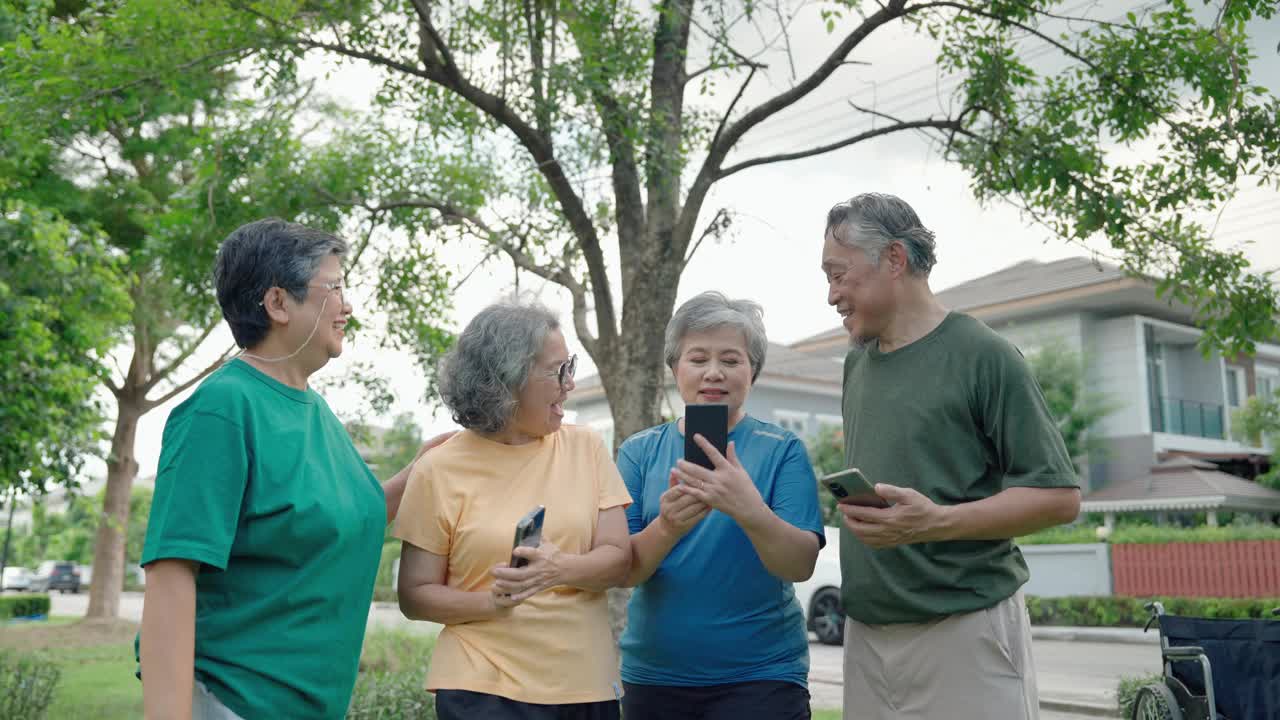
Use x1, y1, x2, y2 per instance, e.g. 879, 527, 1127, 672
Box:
138, 218, 449, 719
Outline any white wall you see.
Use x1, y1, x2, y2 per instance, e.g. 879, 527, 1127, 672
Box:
1086, 316, 1148, 437
990, 312, 1086, 357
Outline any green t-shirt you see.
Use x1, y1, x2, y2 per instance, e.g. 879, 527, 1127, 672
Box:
139, 359, 386, 719
839, 312, 1077, 624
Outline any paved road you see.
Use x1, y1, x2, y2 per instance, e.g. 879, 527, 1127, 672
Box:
54, 593, 1155, 717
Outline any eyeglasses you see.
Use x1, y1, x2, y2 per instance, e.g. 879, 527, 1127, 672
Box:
308, 281, 344, 302
257, 281, 344, 307
548, 354, 577, 389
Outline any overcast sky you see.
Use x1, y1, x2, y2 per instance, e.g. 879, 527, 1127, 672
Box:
93, 1, 1279, 483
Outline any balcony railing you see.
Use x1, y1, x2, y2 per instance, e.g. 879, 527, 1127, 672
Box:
1149, 395, 1224, 439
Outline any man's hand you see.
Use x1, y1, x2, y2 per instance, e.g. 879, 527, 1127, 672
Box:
673, 437, 768, 526
838, 484, 952, 549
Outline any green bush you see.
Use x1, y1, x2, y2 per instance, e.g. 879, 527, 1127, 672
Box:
0, 651, 61, 719
1018, 524, 1280, 545
347, 671, 435, 719
0, 594, 51, 620
1117, 673, 1165, 718
1026, 595, 1280, 627
375, 541, 402, 593
348, 629, 436, 719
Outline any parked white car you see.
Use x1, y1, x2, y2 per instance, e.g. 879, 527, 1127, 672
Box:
794, 526, 844, 645
2, 566, 34, 592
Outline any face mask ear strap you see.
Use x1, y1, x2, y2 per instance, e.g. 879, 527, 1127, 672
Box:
239, 293, 330, 364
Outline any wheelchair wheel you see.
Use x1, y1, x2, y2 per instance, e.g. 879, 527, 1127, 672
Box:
1132, 683, 1184, 720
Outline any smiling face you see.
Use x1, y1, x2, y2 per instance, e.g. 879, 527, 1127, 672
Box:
821, 231, 895, 348
673, 325, 753, 427
293, 254, 352, 362
508, 328, 575, 442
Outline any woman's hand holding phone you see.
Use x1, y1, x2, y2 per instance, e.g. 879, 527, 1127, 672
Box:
673, 436, 768, 526
491, 541, 565, 605
658, 470, 711, 538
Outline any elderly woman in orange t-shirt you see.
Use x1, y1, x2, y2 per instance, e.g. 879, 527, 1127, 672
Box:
394, 300, 632, 720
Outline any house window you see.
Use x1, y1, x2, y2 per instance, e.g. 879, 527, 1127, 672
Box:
1257, 367, 1278, 401
1225, 366, 1244, 408
774, 411, 809, 437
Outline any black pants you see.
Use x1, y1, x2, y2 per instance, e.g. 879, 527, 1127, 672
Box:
622, 680, 811, 720
435, 689, 620, 720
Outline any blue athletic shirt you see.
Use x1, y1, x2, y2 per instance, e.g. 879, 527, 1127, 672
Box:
617, 414, 826, 688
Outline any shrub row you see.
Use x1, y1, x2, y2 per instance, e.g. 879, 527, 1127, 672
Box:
1026, 595, 1280, 627
0, 594, 51, 621
0, 651, 60, 719
1018, 524, 1280, 545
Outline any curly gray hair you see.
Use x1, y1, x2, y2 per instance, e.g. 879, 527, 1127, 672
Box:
825, 193, 937, 276
664, 291, 767, 383
438, 301, 561, 433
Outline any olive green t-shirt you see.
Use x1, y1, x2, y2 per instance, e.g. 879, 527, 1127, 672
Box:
139, 359, 386, 718
839, 312, 1077, 624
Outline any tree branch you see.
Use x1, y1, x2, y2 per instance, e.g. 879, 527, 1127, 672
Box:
718, 117, 969, 179
143, 346, 236, 412
142, 317, 221, 393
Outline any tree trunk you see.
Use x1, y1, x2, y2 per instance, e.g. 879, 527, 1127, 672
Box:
85, 399, 142, 618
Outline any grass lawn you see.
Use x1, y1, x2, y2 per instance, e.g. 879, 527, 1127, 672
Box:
812, 710, 841, 720
0, 615, 143, 718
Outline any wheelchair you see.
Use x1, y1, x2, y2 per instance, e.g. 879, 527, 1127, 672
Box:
1131, 601, 1280, 720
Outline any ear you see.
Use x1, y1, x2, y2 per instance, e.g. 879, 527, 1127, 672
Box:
885, 241, 910, 279
260, 287, 292, 325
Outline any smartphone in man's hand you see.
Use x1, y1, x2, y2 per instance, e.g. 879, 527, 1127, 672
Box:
822, 468, 891, 508
684, 403, 729, 470
510, 506, 546, 568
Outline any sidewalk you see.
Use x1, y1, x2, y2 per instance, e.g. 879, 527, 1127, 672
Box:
1031, 625, 1158, 645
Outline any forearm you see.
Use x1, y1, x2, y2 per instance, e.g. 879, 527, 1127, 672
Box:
623, 521, 681, 587
398, 583, 507, 625
141, 562, 197, 720
557, 543, 631, 592
738, 507, 820, 582
381, 464, 411, 524
937, 486, 1081, 541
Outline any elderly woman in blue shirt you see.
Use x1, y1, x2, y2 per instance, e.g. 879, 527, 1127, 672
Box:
617, 291, 826, 720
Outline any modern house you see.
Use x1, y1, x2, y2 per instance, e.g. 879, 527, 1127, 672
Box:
565, 341, 844, 451
568, 256, 1279, 497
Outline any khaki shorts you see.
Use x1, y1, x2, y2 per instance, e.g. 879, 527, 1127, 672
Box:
842, 591, 1038, 720
193, 680, 245, 720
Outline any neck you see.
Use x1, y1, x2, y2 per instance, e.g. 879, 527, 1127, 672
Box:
238, 342, 319, 390
478, 427, 540, 446
877, 279, 948, 353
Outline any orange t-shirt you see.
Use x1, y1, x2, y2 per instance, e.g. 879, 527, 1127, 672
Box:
392, 425, 632, 704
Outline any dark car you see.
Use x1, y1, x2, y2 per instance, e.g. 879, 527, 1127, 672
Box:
31, 561, 81, 594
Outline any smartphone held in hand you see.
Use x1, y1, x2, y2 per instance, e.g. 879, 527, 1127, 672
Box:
510, 505, 546, 568
684, 403, 728, 470
822, 468, 891, 508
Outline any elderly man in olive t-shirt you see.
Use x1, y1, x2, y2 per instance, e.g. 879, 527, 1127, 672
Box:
819, 194, 1081, 720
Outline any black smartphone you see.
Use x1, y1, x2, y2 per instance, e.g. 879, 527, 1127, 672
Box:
684, 403, 729, 470
510, 505, 546, 568
821, 468, 891, 508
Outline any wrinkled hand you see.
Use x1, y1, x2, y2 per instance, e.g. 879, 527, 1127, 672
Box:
490, 541, 565, 605
838, 484, 951, 549
673, 437, 767, 525
414, 431, 457, 463
658, 471, 711, 538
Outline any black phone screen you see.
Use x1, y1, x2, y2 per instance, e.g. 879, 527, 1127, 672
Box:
684, 403, 729, 469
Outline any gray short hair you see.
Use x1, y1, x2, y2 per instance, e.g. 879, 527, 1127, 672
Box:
438, 301, 560, 433
664, 291, 768, 383
214, 218, 348, 348
825, 193, 937, 276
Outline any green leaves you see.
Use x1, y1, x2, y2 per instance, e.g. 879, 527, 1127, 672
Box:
936, 0, 1280, 355
0, 201, 131, 494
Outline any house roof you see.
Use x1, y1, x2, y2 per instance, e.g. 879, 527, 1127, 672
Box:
565, 340, 842, 407
1080, 457, 1280, 513
792, 256, 1132, 349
